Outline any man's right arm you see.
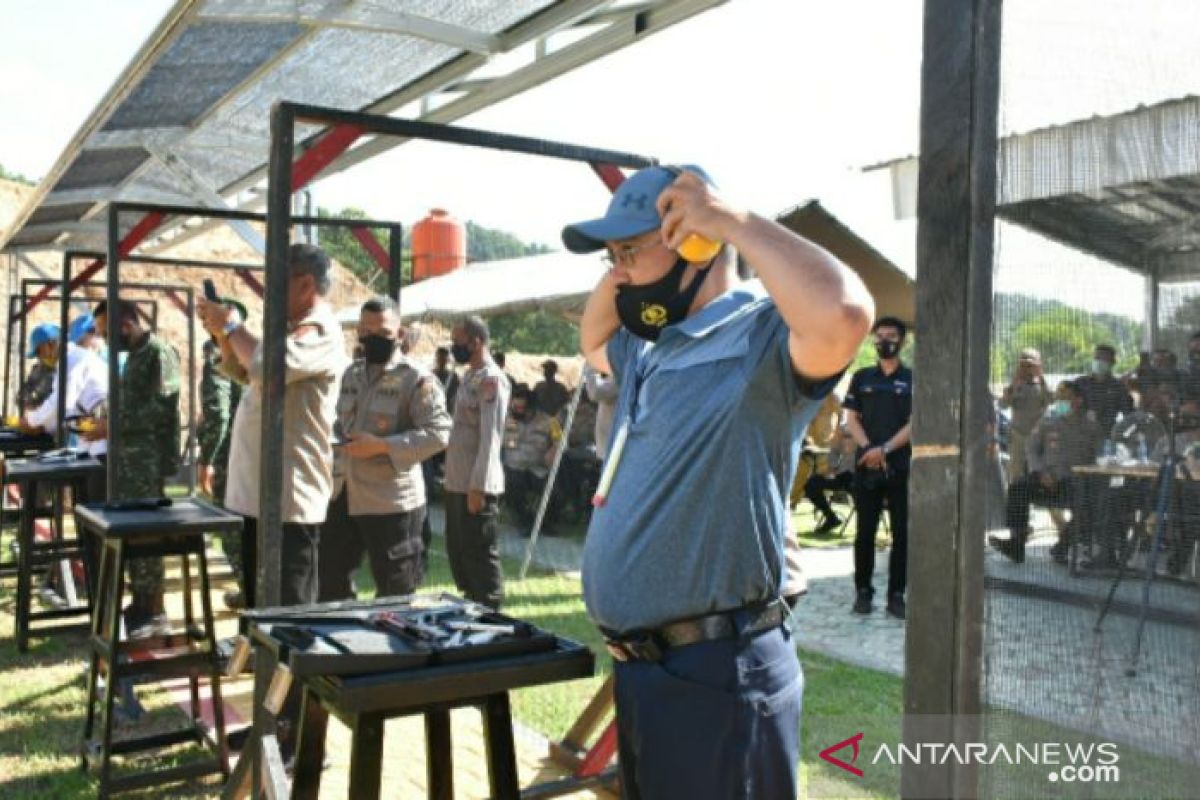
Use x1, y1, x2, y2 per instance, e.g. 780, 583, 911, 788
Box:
580, 272, 621, 375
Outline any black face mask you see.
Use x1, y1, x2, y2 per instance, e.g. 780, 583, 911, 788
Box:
359, 334, 396, 365
875, 340, 900, 360
614, 256, 711, 342
114, 332, 133, 353
451, 342, 473, 365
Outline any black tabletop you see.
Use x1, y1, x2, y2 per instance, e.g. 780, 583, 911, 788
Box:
4, 453, 104, 483
0, 428, 55, 455
246, 595, 595, 714
74, 497, 243, 537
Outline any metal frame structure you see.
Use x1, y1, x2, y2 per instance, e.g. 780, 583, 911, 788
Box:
0, 0, 724, 261
103, 201, 403, 503
216, 101, 657, 800
4, 280, 160, 421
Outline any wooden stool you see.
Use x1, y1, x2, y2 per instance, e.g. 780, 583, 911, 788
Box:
5, 454, 103, 651
76, 498, 242, 798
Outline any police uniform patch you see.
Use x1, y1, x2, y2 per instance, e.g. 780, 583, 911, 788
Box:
481, 377, 498, 403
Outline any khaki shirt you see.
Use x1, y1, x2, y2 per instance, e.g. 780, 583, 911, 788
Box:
333, 353, 451, 515
1000, 379, 1051, 435
443, 360, 510, 495
502, 411, 561, 478
1026, 412, 1103, 480
225, 303, 347, 523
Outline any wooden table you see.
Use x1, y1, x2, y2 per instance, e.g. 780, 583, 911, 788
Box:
242, 596, 595, 800
0, 428, 56, 578
5, 454, 104, 650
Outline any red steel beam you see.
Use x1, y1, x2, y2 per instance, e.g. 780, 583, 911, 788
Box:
19, 212, 167, 320
233, 268, 265, 297
349, 226, 392, 273
291, 124, 365, 192
590, 162, 626, 192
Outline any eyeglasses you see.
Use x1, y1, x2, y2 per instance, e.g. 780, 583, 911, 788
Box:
601, 239, 661, 268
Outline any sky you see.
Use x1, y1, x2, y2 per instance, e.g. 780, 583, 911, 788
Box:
3, 0, 1200, 321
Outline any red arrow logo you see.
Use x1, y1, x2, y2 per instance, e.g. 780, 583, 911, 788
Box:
819, 732, 865, 777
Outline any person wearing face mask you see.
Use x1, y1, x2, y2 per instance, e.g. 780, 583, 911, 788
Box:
844, 317, 913, 618
83, 299, 181, 639
1077, 344, 1133, 434
999, 348, 1051, 481
442, 315, 510, 607
317, 297, 450, 602
991, 381, 1105, 564
501, 384, 563, 532
565, 165, 872, 800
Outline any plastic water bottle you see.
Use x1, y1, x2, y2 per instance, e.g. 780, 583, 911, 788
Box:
1136, 434, 1148, 464
1101, 439, 1115, 465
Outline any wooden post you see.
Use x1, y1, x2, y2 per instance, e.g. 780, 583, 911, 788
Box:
903, 0, 1002, 798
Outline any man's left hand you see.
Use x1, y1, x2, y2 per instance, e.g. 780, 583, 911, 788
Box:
858, 446, 886, 469
343, 431, 387, 459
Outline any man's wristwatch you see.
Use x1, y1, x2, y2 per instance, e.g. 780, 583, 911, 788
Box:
880, 443, 891, 456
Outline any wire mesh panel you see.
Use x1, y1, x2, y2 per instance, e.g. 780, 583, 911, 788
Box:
982, 2, 1200, 796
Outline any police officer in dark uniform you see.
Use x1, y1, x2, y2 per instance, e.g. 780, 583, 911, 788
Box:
844, 316, 912, 618
1077, 344, 1133, 434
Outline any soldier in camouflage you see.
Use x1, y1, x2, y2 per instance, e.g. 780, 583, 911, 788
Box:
197, 334, 246, 609
85, 299, 181, 637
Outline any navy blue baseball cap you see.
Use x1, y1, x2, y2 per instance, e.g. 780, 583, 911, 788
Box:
27, 323, 60, 357
562, 164, 715, 254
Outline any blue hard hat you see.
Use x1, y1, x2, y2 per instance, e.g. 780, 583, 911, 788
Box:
561, 164, 715, 254
68, 313, 96, 344
27, 323, 61, 357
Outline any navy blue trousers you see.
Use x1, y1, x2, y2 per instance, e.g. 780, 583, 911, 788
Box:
613, 619, 802, 800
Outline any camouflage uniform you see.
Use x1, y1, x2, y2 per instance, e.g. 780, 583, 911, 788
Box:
19, 360, 56, 410
115, 332, 181, 596
198, 347, 244, 585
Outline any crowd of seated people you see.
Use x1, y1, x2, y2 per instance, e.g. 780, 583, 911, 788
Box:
988, 333, 1200, 575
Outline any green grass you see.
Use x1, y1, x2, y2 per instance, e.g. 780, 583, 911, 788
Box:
6, 516, 1191, 799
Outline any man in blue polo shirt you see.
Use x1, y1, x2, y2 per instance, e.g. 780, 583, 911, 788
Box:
565, 165, 873, 799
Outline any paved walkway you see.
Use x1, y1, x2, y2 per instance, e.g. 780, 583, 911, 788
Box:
448, 506, 1199, 762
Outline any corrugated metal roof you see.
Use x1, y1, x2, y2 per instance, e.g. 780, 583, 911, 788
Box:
873, 95, 1200, 283
2, 0, 725, 255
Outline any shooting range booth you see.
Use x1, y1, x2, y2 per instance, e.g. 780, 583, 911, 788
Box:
213, 101, 657, 799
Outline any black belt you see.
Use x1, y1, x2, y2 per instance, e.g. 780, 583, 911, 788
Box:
604, 599, 790, 663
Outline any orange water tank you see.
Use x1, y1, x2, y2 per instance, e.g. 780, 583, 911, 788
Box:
412, 208, 466, 281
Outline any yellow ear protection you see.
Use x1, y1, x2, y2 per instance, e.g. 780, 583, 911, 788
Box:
660, 165, 723, 263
